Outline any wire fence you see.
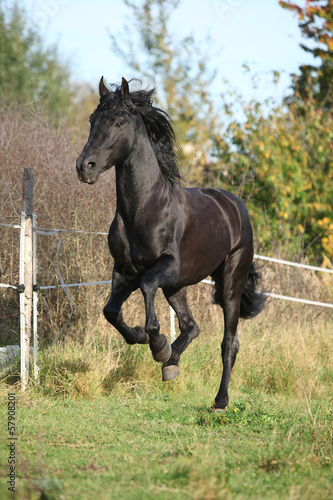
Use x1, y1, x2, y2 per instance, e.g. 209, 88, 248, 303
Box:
34, 229, 333, 309
1, 217, 333, 381
2, 220, 333, 299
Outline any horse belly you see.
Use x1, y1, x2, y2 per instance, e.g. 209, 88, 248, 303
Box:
178, 209, 231, 285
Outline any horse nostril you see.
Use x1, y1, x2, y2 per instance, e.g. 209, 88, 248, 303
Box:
85, 162, 96, 171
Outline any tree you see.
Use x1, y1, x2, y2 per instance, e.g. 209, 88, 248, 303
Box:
109, 0, 220, 183
212, 83, 333, 262
279, 0, 333, 109
0, 1, 73, 116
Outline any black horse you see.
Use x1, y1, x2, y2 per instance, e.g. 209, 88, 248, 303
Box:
76, 77, 265, 409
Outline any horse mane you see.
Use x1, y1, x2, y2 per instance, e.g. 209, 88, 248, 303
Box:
99, 82, 183, 187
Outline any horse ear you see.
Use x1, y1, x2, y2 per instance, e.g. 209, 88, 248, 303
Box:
99, 77, 110, 98
121, 77, 130, 101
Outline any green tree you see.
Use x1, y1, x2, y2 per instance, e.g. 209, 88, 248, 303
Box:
0, 1, 73, 116
279, 0, 333, 109
109, 0, 333, 262
209, 2, 333, 263
109, 0, 220, 182
213, 83, 333, 262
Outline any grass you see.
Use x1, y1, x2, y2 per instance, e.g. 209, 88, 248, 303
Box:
0, 306, 332, 500
0, 390, 332, 499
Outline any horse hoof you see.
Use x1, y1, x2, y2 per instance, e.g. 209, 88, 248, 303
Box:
162, 365, 179, 381
210, 406, 225, 413
210, 399, 228, 412
152, 341, 172, 363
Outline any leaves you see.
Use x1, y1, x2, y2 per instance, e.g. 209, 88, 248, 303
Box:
0, 1, 73, 117
279, 1, 333, 110
212, 86, 333, 262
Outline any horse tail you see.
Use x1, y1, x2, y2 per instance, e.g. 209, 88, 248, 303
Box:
239, 262, 266, 319
212, 261, 266, 319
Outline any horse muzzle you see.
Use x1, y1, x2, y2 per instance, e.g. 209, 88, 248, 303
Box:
76, 159, 99, 184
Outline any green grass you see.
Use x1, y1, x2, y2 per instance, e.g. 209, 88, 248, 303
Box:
0, 390, 332, 500
0, 312, 332, 499
1, 383, 332, 499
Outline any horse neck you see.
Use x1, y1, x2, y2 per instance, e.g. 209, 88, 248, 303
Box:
115, 121, 168, 220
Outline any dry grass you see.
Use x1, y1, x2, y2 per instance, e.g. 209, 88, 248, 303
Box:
2, 290, 331, 406
1, 101, 332, 500
0, 103, 115, 342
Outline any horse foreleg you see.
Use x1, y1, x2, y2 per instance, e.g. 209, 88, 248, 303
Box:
103, 265, 149, 345
162, 287, 200, 381
140, 254, 180, 363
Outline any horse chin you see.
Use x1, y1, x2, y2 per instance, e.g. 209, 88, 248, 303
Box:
78, 170, 101, 185
80, 164, 113, 184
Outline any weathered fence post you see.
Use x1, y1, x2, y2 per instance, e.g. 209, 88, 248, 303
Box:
20, 167, 34, 391
32, 212, 39, 382
170, 306, 176, 343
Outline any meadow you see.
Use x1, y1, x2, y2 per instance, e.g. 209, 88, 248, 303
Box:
1, 289, 332, 500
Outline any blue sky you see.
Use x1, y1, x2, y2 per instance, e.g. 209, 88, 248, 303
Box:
18, 0, 312, 103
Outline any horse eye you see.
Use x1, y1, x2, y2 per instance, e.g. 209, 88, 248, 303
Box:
116, 121, 123, 127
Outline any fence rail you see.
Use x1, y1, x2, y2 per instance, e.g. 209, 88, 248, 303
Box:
31, 239, 333, 310
37, 227, 108, 236
38, 280, 112, 290
0, 223, 21, 229
0, 284, 19, 290
254, 254, 333, 274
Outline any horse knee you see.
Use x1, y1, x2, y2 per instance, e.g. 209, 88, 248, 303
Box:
103, 305, 119, 325
188, 322, 200, 341
146, 317, 160, 337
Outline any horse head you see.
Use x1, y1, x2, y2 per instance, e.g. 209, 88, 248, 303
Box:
76, 77, 136, 184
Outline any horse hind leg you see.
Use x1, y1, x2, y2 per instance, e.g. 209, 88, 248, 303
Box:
161, 287, 200, 381
212, 254, 251, 410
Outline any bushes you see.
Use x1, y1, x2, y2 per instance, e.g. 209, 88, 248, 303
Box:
212, 91, 333, 262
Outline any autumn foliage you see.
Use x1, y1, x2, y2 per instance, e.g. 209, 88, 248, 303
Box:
209, 1, 333, 262
279, 0, 333, 108
1, 0, 332, 346
213, 90, 333, 261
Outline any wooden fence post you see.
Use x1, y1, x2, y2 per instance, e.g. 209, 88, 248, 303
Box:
20, 167, 34, 391
32, 212, 39, 382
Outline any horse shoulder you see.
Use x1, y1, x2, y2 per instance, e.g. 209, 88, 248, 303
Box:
108, 214, 130, 261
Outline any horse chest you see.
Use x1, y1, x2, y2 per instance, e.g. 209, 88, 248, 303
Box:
108, 219, 162, 273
